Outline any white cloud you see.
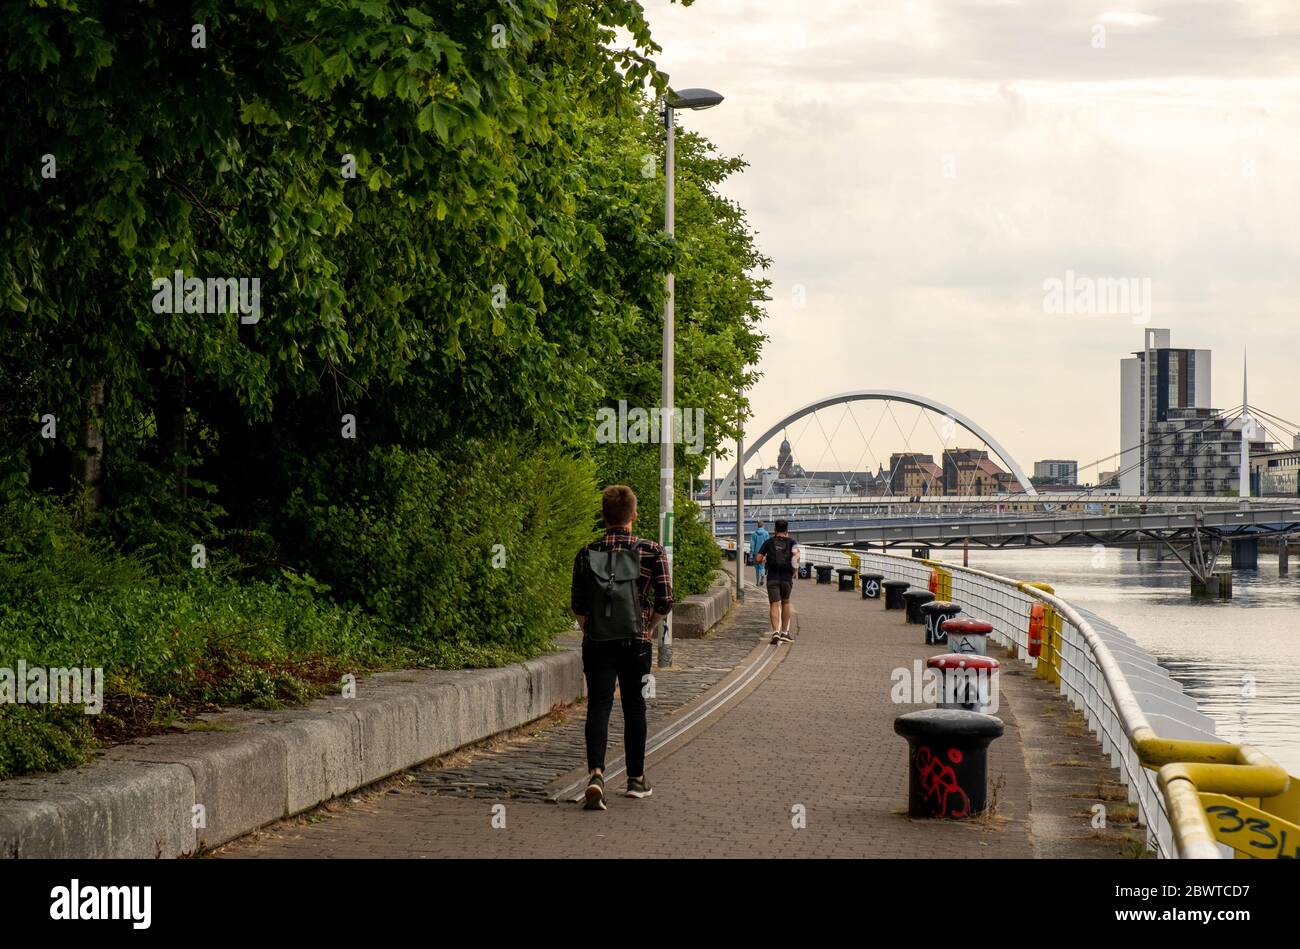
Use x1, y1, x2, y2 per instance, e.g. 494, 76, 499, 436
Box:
1098, 11, 1163, 27
641, 0, 1300, 475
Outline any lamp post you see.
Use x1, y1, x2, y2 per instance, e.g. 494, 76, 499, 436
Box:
736, 418, 744, 601
734, 294, 769, 603
659, 87, 724, 670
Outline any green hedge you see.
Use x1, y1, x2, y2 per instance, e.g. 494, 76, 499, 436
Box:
0, 441, 722, 778
284, 442, 601, 668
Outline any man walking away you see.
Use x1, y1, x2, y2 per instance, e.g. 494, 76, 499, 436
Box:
571, 485, 673, 811
750, 520, 770, 589
756, 519, 799, 645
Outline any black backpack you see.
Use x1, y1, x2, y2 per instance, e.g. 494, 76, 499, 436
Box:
583, 547, 643, 640
766, 536, 794, 572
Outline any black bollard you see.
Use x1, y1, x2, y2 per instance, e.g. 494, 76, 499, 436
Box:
902, 589, 935, 624
836, 567, 858, 592
860, 573, 885, 599
814, 565, 833, 584
893, 708, 1005, 819
919, 600, 962, 645
882, 579, 910, 609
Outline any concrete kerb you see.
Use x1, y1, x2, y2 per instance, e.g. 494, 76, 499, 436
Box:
0, 579, 730, 858
673, 569, 736, 639
0, 643, 584, 859
0, 756, 196, 859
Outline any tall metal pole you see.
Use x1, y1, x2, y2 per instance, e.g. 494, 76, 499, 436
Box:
736, 424, 745, 601
1240, 350, 1251, 500
658, 103, 676, 668
710, 456, 716, 538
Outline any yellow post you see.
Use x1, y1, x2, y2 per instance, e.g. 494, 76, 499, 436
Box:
921, 560, 953, 601
1048, 608, 1063, 686
1019, 582, 1057, 680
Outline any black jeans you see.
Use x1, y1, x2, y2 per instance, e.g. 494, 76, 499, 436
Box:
582, 637, 652, 777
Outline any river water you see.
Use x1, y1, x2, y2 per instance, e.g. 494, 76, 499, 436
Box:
926, 546, 1300, 775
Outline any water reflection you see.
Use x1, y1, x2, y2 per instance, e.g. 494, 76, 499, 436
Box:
929, 546, 1300, 774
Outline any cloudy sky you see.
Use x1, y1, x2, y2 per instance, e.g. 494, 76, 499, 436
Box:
638, 0, 1300, 484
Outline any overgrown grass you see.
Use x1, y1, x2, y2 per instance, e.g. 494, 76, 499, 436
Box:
0, 496, 395, 778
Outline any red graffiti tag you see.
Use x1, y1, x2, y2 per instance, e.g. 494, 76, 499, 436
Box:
914, 745, 971, 818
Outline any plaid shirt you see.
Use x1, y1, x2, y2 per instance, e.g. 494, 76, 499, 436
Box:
571, 527, 673, 642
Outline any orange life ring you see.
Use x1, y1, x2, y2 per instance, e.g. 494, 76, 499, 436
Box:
1028, 602, 1045, 657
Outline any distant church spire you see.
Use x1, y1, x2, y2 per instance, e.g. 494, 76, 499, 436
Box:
777, 429, 794, 477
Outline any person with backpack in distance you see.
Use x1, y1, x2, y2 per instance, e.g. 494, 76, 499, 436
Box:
571, 485, 673, 811
750, 520, 770, 589
756, 519, 799, 644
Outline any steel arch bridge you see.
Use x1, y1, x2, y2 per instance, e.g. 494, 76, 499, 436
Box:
717, 389, 1038, 499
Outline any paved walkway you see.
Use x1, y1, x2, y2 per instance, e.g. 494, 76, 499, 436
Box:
215, 579, 1143, 858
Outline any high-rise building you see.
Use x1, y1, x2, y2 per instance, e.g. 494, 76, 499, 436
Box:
1119, 329, 1212, 495
1033, 459, 1078, 484
1146, 408, 1273, 496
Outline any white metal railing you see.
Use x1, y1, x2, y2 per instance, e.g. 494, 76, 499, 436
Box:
798, 544, 1224, 857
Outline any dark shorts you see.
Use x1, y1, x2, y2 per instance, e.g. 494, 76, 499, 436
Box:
767, 580, 793, 604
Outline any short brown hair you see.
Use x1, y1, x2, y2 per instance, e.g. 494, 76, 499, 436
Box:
601, 484, 637, 527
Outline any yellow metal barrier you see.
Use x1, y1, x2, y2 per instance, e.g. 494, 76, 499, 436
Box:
1198, 793, 1300, 859
1136, 728, 1291, 858
921, 560, 952, 601
1015, 580, 1293, 859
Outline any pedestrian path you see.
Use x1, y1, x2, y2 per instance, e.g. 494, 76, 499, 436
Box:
215, 579, 1143, 858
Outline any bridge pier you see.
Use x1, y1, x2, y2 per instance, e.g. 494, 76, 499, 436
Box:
1281, 537, 1290, 576
1191, 572, 1232, 598
1231, 538, 1259, 570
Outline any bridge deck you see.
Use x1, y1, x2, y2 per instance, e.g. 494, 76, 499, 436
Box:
215, 582, 1141, 858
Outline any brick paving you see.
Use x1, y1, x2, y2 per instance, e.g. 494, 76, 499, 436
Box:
409, 601, 764, 801
216, 577, 1141, 858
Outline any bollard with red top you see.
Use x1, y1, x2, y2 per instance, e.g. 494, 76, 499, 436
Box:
927, 654, 999, 713
940, 618, 993, 656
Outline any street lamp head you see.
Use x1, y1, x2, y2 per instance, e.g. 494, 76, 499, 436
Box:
668, 87, 725, 111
